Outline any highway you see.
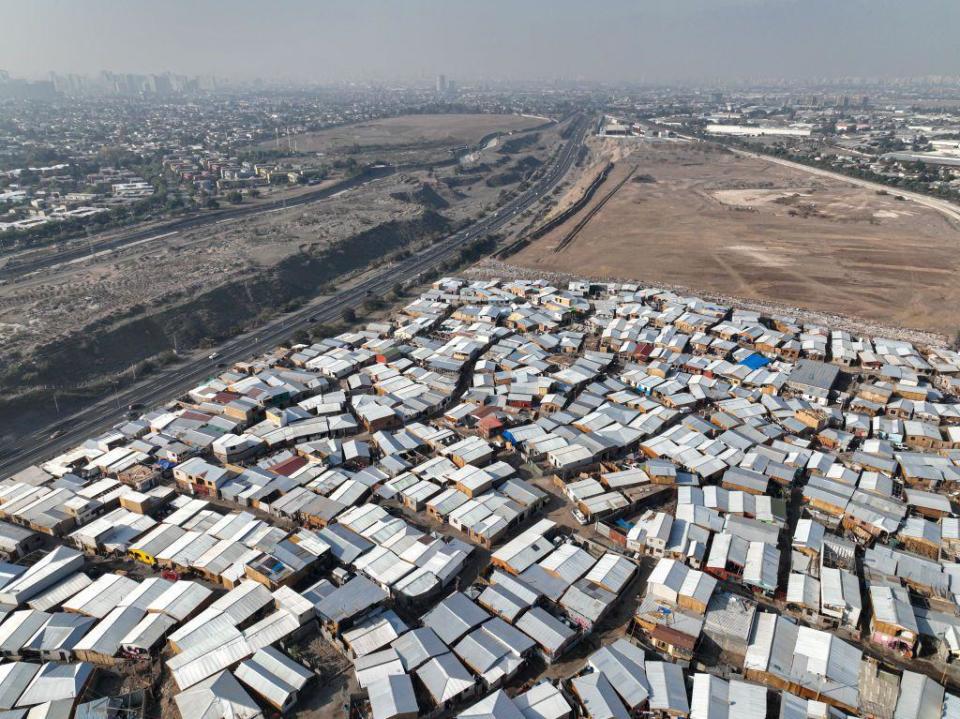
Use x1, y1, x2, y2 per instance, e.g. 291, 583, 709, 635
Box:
0, 114, 590, 478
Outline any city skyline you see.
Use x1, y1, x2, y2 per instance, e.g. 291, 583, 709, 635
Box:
2, 0, 958, 84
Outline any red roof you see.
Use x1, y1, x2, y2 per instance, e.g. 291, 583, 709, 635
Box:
650, 623, 697, 650
478, 415, 504, 430
270, 456, 308, 477
181, 410, 212, 422
470, 405, 500, 420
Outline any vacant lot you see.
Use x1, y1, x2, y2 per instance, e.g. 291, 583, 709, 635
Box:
260, 113, 545, 163
512, 141, 960, 335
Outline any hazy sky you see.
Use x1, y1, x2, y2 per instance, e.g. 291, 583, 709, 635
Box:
2, 0, 957, 83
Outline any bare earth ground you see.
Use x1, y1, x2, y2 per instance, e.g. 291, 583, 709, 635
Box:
257, 113, 546, 164
0, 174, 414, 354
542, 135, 643, 223
0, 118, 565, 358
511, 140, 960, 335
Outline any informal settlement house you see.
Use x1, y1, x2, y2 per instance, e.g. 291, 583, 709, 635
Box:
2, 275, 960, 718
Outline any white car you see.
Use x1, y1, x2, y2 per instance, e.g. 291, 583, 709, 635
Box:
208, 352, 219, 360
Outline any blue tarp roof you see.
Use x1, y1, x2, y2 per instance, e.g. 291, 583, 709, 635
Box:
740, 353, 771, 370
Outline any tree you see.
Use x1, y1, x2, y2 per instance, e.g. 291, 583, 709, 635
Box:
310, 323, 337, 339
226, 191, 243, 204
341, 307, 357, 324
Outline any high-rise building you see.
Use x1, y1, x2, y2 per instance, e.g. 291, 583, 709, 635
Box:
436, 74, 446, 94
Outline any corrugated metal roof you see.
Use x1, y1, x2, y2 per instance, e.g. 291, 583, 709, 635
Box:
343, 610, 408, 658
571, 671, 629, 719
26, 573, 92, 613
691, 673, 766, 719
62, 574, 138, 619
146, 580, 212, 622
118, 577, 174, 611
515, 606, 575, 655
208, 581, 273, 625
15, 662, 93, 707
235, 646, 312, 709
646, 661, 689, 714
315, 575, 387, 626
25, 612, 95, 654
416, 652, 475, 705
0, 662, 39, 710
587, 639, 649, 709
0, 547, 84, 606
173, 670, 262, 719
390, 627, 447, 673
894, 670, 944, 719
73, 605, 145, 657
423, 593, 489, 645
354, 647, 405, 690
367, 674, 418, 719
585, 553, 636, 594
168, 635, 253, 690
242, 609, 300, 652
513, 681, 572, 719
120, 612, 177, 652
458, 690, 524, 719
0, 610, 52, 655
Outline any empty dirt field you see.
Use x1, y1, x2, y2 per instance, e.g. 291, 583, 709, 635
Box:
260, 113, 546, 163
512, 141, 960, 335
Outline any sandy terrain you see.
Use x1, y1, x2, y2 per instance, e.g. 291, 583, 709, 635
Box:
511, 141, 960, 335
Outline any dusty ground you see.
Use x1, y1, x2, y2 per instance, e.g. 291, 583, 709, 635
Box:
542, 135, 640, 223
0, 115, 566, 359
0, 173, 417, 354
511, 140, 960, 335
0, 159, 544, 357
258, 113, 546, 164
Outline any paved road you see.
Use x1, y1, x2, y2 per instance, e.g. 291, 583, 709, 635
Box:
0, 114, 590, 478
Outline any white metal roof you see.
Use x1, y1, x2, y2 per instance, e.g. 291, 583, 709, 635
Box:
173, 670, 263, 719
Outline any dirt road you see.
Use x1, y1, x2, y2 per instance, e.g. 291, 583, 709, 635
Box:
731, 146, 960, 227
